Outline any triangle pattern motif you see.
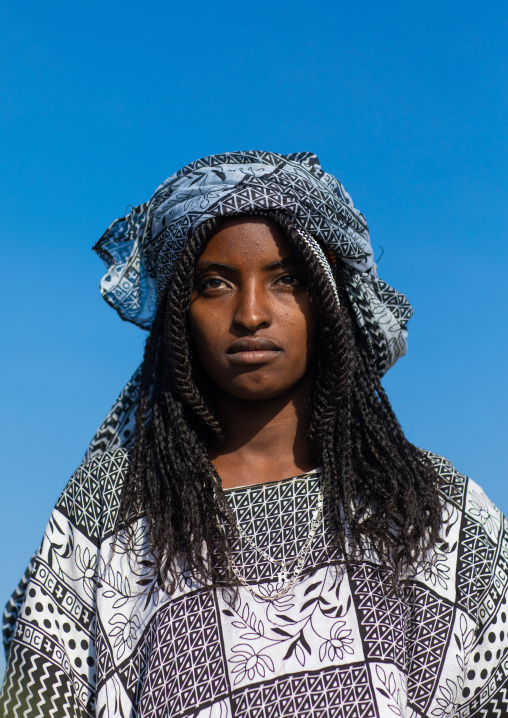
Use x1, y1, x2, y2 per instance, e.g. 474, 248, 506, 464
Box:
349, 563, 408, 669
129, 591, 228, 718
405, 584, 455, 711
224, 471, 339, 583
233, 665, 375, 718
56, 450, 129, 544
457, 515, 495, 615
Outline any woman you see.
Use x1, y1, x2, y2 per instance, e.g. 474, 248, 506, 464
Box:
2, 151, 506, 717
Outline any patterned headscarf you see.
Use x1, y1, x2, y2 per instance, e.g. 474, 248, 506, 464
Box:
85, 151, 412, 461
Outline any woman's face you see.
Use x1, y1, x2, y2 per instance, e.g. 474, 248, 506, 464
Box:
188, 217, 316, 401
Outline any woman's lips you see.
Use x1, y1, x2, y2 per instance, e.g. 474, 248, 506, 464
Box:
227, 349, 281, 365
227, 338, 282, 365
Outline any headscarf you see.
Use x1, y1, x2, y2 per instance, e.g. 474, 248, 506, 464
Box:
84, 151, 412, 462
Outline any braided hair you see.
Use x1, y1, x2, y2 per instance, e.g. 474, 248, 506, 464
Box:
116, 211, 443, 588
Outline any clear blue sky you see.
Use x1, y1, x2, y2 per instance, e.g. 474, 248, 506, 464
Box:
1, 0, 507, 678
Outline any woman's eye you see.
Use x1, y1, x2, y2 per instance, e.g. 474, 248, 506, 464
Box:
277, 273, 303, 287
198, 277, 228, 292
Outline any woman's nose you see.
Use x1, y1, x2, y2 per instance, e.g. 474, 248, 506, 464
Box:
232, 282, 271, 332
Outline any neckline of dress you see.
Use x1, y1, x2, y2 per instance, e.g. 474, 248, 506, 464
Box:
223, 466, 322, 494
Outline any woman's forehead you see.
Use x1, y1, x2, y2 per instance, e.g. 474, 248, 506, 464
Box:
197, 216, 296, 266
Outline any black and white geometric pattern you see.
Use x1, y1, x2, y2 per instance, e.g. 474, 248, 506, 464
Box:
233, 665, 375, 718
2, 450, 508, 717
224, 471, 339, 583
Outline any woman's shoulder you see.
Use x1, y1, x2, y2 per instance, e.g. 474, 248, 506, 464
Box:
422, 448, 506, 540
421, 449, 469, 510
54, 448, 130, 546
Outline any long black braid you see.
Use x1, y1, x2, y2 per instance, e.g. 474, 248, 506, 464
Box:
116, 211, 443, 587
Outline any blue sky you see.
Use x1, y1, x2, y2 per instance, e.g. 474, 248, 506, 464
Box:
1, 0, 507, 677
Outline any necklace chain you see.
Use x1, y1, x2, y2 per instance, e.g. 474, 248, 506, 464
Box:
222, 484, 324, 602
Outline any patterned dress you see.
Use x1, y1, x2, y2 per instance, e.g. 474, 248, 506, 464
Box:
1, 450, 508, 717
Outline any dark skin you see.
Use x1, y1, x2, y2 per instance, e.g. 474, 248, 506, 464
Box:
188, 217, 319, 489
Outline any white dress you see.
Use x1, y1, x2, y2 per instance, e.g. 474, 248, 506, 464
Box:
1, 449, 507, 717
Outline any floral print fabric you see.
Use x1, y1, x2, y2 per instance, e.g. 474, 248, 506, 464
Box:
2, 451, 508, 717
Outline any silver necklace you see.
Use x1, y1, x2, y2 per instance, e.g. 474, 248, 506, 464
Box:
222, 482, 324, 602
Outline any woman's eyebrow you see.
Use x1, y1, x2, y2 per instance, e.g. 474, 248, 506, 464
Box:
195, 261, 237, 274
262, 257, 299, 271
195, 257, 299, 275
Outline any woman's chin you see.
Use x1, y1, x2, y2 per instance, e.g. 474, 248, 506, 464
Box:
218, 377, 310, 403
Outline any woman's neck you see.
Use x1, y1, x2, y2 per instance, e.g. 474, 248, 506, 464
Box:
209, 378, 317, 489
